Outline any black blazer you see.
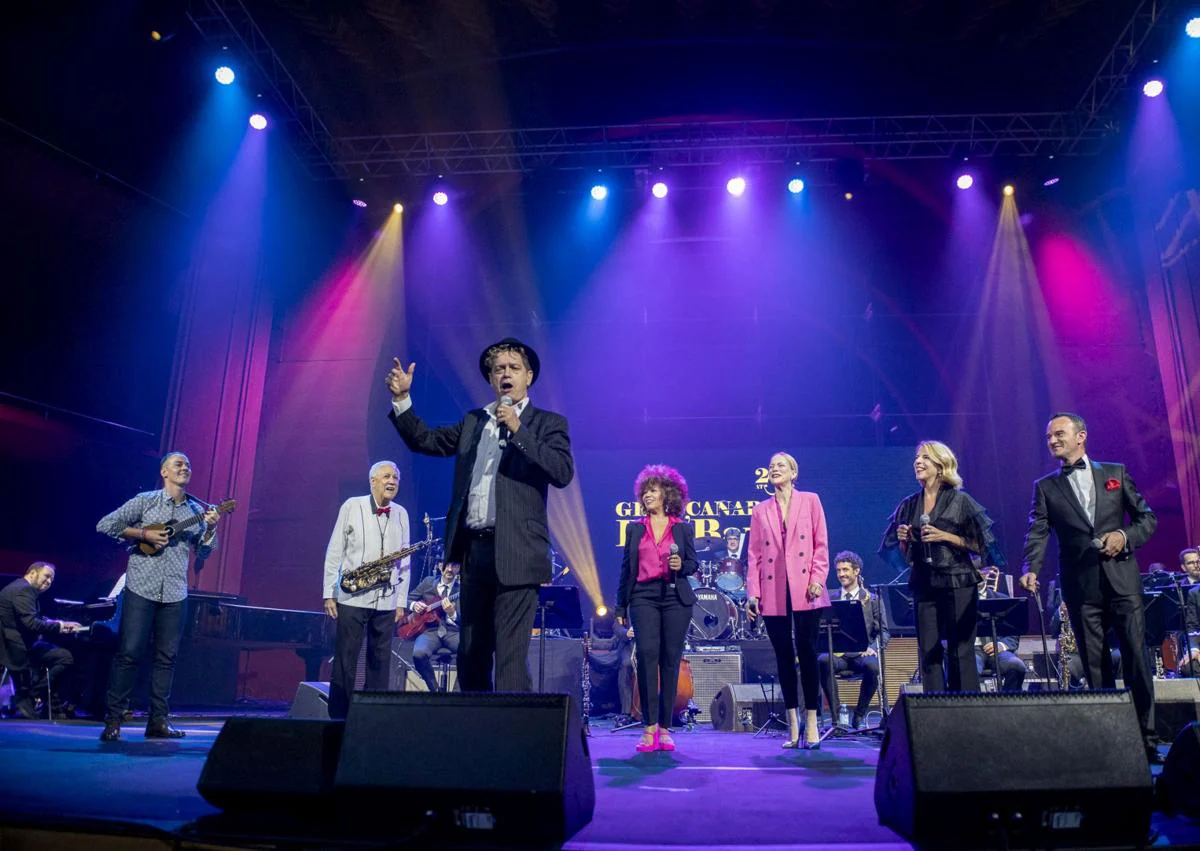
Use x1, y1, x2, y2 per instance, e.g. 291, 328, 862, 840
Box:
615, 520, 699, 618
1022, 460, 1156, 605
390, 402, 574, 586
0, 578, 61, 670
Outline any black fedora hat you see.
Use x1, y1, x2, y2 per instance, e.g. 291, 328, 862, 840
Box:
479, 337, 541, 385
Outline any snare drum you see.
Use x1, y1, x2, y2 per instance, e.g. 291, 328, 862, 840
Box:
687, 587, 739, 641
714, 557, 745, 593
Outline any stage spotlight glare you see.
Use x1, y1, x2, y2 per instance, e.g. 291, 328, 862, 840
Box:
150, 30, 163, 41
1186, 17, 1200, 38
843, 191, 854, 201
248, 113, 267, 130
393, 203, 404, 214
1043, 177, 1060, 187
352, 199, 367, 208
214, 66, 235, 85
432, 191, 449, 206
1142, 78, 1164, 98
651, 181, 668, 198
726, 176, 747, 197
955, 174, 974, 190
1003, 184, 1015, 197
787, 178, 805, 194
595, 605, 609, 618
590, 184, 609, 201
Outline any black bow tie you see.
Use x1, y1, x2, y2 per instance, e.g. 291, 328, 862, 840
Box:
1061, 458, 1088, 474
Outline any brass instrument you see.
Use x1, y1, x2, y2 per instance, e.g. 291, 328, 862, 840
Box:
339, 514, 434, 594
979, 566, 1001, 596
1058, 601, 1076, 690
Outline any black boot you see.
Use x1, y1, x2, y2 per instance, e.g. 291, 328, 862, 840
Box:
144, 720, 185, 739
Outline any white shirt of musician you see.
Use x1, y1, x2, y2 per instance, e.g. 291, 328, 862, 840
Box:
322, 495, 411, 611
438, 580, 458, 627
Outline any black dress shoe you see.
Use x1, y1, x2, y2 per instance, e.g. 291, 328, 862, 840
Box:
144, 721, 185, 739
99, 723, 122, 742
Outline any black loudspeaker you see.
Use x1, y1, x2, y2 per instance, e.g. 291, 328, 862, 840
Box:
710, 683, 785, 731
1160, 721, 1200, 819
875, 691, 1153, 849
1154, 678, 1200, 743
197, 718, 344, 811
337, 691, 594, 845
288, 681, 330, 719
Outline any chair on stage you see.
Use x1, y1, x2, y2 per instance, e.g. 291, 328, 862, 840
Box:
430, 647, 455, 693
0, 636, 53, 721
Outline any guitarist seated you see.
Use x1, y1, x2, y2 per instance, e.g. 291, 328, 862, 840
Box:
404, 562, 460, 692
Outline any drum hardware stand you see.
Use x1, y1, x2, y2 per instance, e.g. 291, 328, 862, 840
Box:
752, 674, 788, 737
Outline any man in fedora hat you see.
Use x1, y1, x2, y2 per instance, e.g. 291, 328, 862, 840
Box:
386, 338, 574, 692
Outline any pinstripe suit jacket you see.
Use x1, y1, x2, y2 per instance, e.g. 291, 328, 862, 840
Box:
389, 402, 574, 586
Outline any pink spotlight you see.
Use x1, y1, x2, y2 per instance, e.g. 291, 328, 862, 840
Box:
955, 174, 974, 190
432, 191, 449, 206
351, 199, 367, 208
1142, 79, 1164, 98
249, 113, 268, 130
651, 181, 668, 199
726, 176, 746, 197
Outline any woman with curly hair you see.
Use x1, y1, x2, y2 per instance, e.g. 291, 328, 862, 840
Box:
746, 451, 831, 749
615, 464, 698, 753
880, 440, 1004, 693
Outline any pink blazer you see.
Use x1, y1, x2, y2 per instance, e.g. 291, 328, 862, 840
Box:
746, 491, 831, 617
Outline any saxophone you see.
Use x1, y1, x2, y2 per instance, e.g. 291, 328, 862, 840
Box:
339, 514, 434, 594
1058, 601, 1076, 690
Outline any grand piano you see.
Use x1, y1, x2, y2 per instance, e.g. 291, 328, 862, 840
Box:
186, 593, 333, 681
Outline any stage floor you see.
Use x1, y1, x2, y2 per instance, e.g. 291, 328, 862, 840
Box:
0, 715, 1196, 850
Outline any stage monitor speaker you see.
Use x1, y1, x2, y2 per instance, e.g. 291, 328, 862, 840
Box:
1154, 678, 1200, 743
337, 691, 593, 845
197, 717, 344, 811
875, 691, 1152, 850
710, 682, 785, 731
1159, 721, 1200, 819
288, 681, 330, 719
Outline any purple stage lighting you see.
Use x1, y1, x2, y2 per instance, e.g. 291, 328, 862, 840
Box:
787, 178, 805, 194
1043, 177, 1060, 187
352, 199, 367, 208
214, 66, 235, 85
651, 181, 668, 199
590, 184, 608, 201
726, 177, 746, 197
955, 174, 974, 190
1186, 17, 1200, 38
432, 191, 449, 206
249, 113, 267, 130
1142, 79, 1164, 98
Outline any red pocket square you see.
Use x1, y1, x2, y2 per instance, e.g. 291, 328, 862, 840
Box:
1105, 478, 1120, 491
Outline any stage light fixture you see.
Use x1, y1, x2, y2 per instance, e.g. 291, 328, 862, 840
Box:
393, 203, 404, 213
787, 178, 805, 194
590, 184, 608, 201
1186, 17, 1200, 38
726, 176, 747, 197
1043, 177, 1060, 187
955, 174, 974, 190
214, 66, 235, 85
651, 181, 668, 198
352, 199, 367, 208
595, 605, 609, 618
1003, 184, 1015, 197
248, 113, 267, 130
1142, 78, 1164, 98
843, 191, 854, 201
432, 191, 449, 206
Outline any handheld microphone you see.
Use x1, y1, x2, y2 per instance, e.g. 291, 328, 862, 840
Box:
919, 514, 933, 565
498, 395, 513, 447
669, 543, 680, 589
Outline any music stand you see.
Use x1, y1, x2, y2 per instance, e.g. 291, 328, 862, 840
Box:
533, 585, 583, 694
818, 600, 877, 742
1141, 591, 1166, 649
976, 596, 1026, 694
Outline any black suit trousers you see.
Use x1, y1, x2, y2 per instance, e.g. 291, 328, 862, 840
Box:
329, 604, 394, 720
915, 585, 979, 692
1068, 585, 1154, 735
628, 580, 692, 728
459, 534, 539, 692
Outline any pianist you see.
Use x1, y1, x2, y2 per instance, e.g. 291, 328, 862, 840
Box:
0, 562, 83, 718
322, 460, 412, 719
95, 452, 220, 742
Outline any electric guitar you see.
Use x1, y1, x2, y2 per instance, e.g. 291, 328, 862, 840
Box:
397, 590, 460, 640
136, 498, 237, 556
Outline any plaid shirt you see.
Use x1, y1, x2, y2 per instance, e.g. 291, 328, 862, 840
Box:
97, 490, 217, 604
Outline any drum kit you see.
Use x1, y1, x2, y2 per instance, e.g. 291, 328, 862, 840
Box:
686, 540, 764, 641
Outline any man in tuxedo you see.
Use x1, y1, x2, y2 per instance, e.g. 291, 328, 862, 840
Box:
0, 562, 82, 718
387, 338, 574, 692
406, 562, 461, 692
1020, 412, 1159, 761
818, 551, 888, 728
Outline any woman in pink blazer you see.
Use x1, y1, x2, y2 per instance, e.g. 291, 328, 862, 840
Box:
746, 451, 831, 749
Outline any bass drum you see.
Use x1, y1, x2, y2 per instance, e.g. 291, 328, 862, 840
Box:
687, 588, 739, 642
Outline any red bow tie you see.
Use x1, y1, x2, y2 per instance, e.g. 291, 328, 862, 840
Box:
375, 506, 391, 516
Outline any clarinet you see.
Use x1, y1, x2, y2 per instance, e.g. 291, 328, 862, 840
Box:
581, 630, 592, 735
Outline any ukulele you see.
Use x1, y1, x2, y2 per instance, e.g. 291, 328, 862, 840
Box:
397, 590, 461, 640
136, 498, 237, 556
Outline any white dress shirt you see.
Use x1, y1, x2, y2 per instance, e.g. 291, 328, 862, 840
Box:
1065, 454, 1097, 525
323, 495, 411, 611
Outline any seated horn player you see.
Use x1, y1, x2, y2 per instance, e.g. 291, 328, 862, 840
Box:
322, 461, 411, 720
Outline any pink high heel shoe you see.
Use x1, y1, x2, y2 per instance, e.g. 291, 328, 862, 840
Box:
635, 728, 658, 753
657, 730, 676, 752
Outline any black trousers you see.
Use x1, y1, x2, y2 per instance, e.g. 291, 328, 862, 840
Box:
628, 580, 692, 728
105, 591, 186, 725
818, 652, 879, 716
976, 649, 1026, 692
1068, 647, 1122, 687
329, 604, 394, 720
764, 598, 823, 711
459, 534, 539, 692
1068, 589, 1155, 736
915, 584, 979, 692
412, 629, 461, 692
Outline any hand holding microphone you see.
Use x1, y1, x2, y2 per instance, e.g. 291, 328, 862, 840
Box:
496, 395, 518, 446
668, 543, 681, 588
919, 514, 933, 564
